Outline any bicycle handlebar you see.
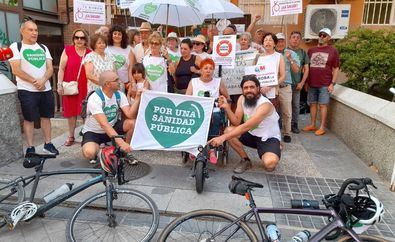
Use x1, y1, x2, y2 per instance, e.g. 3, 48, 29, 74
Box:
337, 177, 376, 196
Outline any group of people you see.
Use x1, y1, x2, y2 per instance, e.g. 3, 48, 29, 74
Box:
8, 15, 339, 174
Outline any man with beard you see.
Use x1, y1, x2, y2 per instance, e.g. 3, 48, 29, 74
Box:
209, 75, 281, 173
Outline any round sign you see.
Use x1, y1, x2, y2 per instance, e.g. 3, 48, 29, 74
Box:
216, 40, 232, 57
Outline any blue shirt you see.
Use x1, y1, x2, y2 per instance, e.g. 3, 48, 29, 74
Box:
278, 48, 300, 85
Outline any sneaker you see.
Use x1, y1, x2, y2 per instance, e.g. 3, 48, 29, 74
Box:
208, 149, 218, 165
233, 159, 252, 174
25, 146, 35, 157
125, 153, 140, 165
43, 142, 59, 155
283, 135, 291, 143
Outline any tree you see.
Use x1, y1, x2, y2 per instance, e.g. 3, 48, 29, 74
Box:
335, 28, 395, 93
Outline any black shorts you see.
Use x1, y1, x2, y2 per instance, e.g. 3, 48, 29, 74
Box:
239, 132, 281, 159
18, 90, 55, 121
81, 119, 125, 146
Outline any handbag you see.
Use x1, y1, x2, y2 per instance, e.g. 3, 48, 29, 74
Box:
62, 49, 85, 95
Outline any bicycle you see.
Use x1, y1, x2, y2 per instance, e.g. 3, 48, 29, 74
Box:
0, 136, 159, 242
158, 176, 389, 242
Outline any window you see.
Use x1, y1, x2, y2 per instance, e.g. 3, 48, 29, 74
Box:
0, 11, 20, 46
23, 0, 58, 13
363, 0, 395, 25
238, 0, 298, 25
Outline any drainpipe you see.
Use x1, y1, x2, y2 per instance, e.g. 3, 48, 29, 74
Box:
390, 87, 395, 191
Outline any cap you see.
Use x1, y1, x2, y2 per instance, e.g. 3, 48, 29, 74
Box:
319, 28, 332, 37
140, 22, 152, 32
166, 32, 179, 44
276, 32, 286, 40
193, 35, 206, 44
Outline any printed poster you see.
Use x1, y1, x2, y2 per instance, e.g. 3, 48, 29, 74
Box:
245, 61, 278, 99
74, 0, 106, 25
119, 0, 135, 9
212, 35, 237, 68
131, 91, 214, 154
218, 50, 258, 95
270, 0, 303, 16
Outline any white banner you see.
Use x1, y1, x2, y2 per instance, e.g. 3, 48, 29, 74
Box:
219, 50, 258, 95
119, 0, 135, 9
212, 35, 237, 68
270, 0, 303, 16
74, 0, 106, 25
131, 91, 214, 153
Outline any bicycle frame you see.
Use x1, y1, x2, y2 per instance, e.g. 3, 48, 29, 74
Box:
0, 163, 103, 217
210, 190, 363, 242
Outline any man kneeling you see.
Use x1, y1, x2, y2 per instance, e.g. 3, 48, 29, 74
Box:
82, 71, 140, 164
209, 75, 281, 173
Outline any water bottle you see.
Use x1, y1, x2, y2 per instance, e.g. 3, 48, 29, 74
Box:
43, 183, 73, 203
290, 230, 311, 242
266, 223, 281, 242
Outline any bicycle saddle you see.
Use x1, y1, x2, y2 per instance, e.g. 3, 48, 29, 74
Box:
23, 153, 56, 168
229, 176, 263, 195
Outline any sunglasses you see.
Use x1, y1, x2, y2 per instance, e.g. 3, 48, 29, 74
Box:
319, 33, 328, 38
74, 36, 86, 40
109, 78, 120, 83
150, 42, 161, 46
194, 42, 204, 46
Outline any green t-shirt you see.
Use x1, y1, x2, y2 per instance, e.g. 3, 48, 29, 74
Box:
289, 47, 310, 84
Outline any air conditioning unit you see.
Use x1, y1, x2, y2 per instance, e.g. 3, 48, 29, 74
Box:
304, 4, 351, 39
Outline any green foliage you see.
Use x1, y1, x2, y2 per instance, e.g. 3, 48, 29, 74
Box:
335, 28, 395, 93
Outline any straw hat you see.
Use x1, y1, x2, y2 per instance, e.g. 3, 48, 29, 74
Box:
140, 22, 152, 32
193, 35, 206, 44
166, 32, 180, 44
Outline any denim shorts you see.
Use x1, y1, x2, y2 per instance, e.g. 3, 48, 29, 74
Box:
307, 87, 330, 105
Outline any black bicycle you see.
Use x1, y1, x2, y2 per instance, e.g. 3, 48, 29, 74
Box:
0, 136, 159, 242
158, 176, 389, 242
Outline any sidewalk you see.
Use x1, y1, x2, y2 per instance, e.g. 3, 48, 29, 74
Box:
1, 114, 394, 241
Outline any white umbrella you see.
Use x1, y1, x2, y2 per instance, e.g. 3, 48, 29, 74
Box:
196, 0, 244, 19
129, 0, 206, 28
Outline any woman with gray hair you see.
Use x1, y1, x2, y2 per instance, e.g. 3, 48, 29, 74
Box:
237, 32, 254, 51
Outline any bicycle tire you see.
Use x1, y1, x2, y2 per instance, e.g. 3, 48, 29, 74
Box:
195, 161, 204, 194
337, 234, 390, 242
66, 188, 159, 242
0, 178, 25, 228
158, 209, 258, 242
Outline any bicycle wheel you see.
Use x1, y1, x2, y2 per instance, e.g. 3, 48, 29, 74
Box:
0, 178, 25, 228
66, 188, 159, 242
195, 161, 204, 194
337, 234, 390, 242
158, 209, 258, 242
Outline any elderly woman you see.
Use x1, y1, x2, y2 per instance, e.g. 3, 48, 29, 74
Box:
142, 32, 172, 92
186, 58, 230, 164
237, 32, 255, 51
253, 32, 286, 109
57, 29, 91, 146
106, 25, 135, 92
84, 34, 116, 92
192, 35, 210, 60
171, 38, 201, 94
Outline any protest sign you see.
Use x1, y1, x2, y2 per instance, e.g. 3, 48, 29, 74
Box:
218, 50, 257, 95
131, 91, 214, 154
245, 61, 278, 98
270, 0, 303, 16
212, 35, 236, 68
74, 0, 105, 25
119, 0, 135, 9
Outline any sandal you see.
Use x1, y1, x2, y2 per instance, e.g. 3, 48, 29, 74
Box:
64, 137, 75, 146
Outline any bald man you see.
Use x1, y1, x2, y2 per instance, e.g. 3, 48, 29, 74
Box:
81, 71, 141, 164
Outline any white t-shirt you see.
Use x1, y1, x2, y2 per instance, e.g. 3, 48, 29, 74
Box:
142, 55, 168, 93
106, 46, 131, 84
9, 42, 53, 92
82, 89, 129, 134
192, 51, 211, 60
167, 47, 181, 63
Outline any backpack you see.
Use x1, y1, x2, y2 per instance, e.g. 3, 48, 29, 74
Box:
17, 42, 47, 53
80, 89, 121, 120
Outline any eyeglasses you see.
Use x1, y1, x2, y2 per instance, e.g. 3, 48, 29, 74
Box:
319, 33, 328, 38
150, 42, 161, 46
74, 36, 86, 40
